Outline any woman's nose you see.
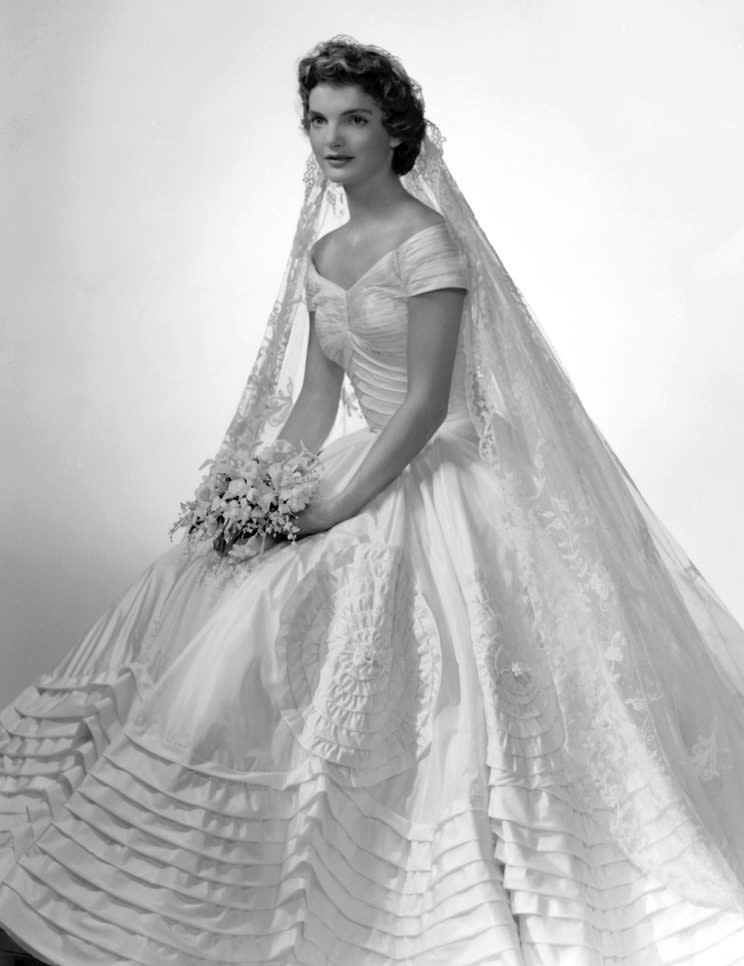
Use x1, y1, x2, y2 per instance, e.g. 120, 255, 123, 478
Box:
326, 123, 344, 147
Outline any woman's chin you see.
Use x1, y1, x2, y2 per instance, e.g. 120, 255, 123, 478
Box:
325, 169, 353, 184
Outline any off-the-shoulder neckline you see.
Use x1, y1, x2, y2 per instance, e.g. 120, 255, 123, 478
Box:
307, 221, 451, 295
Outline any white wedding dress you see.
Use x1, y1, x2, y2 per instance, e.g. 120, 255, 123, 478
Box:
1, 222, 743, 965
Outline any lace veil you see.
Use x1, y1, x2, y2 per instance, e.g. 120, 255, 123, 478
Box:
201, 113, 744, 911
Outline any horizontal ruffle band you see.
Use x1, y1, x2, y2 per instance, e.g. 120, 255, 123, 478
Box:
0, 664, 149, 880
2, 715, 743, 964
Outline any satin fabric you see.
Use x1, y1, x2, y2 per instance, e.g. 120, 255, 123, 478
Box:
1, 225, 743, 964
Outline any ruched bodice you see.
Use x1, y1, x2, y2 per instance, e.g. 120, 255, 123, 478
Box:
305, 222, 471, 432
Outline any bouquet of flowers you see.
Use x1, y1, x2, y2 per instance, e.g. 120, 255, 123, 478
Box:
169, 439, 323, 557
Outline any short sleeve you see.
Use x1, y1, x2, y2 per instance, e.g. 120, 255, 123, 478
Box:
304, 270, 319, 313
399, 223, 470, 296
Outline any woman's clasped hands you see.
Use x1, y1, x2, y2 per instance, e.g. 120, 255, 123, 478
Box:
212, 494, 342, 556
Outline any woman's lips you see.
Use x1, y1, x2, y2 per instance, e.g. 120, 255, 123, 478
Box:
326, 157, 353, 167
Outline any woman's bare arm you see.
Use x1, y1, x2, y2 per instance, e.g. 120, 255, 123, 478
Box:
214, 312, 343, 554
277, 310, 344, 453
329, 286, 466, 523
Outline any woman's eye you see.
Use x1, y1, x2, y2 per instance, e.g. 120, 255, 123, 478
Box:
308, 114, 367, 126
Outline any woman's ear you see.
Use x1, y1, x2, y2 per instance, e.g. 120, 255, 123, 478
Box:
389, 135, 403, 150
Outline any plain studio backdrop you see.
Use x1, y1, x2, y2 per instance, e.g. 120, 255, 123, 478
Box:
1, 0, 743, 707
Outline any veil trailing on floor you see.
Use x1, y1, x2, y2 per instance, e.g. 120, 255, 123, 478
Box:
196, 119, 744, 911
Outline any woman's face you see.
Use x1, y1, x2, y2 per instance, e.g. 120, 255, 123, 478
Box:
306, 83, 402, 184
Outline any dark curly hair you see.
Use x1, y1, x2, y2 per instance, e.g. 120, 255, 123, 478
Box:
297, 36, 427, 176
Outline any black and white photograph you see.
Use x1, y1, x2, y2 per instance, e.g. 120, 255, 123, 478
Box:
2, 2, 744, 963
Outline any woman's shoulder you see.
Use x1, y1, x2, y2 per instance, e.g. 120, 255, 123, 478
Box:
396, 205, 469, 292
309, 226, 341, 265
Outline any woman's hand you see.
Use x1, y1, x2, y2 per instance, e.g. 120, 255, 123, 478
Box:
212, 531, 250, 556
211, 496, 340, 556
212, 531, 281, 556
292, 496, 341, 540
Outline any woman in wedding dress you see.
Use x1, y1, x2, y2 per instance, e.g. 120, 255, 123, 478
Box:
2, 34, 744, 966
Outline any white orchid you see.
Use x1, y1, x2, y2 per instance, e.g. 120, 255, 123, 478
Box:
226, 478, 248, 498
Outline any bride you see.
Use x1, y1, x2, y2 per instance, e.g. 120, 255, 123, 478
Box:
2, 35, 744, 966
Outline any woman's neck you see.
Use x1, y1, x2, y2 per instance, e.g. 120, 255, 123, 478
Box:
342, 168, 410, 225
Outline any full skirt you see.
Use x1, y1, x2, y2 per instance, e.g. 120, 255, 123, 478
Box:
1, 417, 744, 965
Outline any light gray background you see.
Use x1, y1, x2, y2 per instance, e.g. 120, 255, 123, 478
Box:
2, 0, 743, 706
